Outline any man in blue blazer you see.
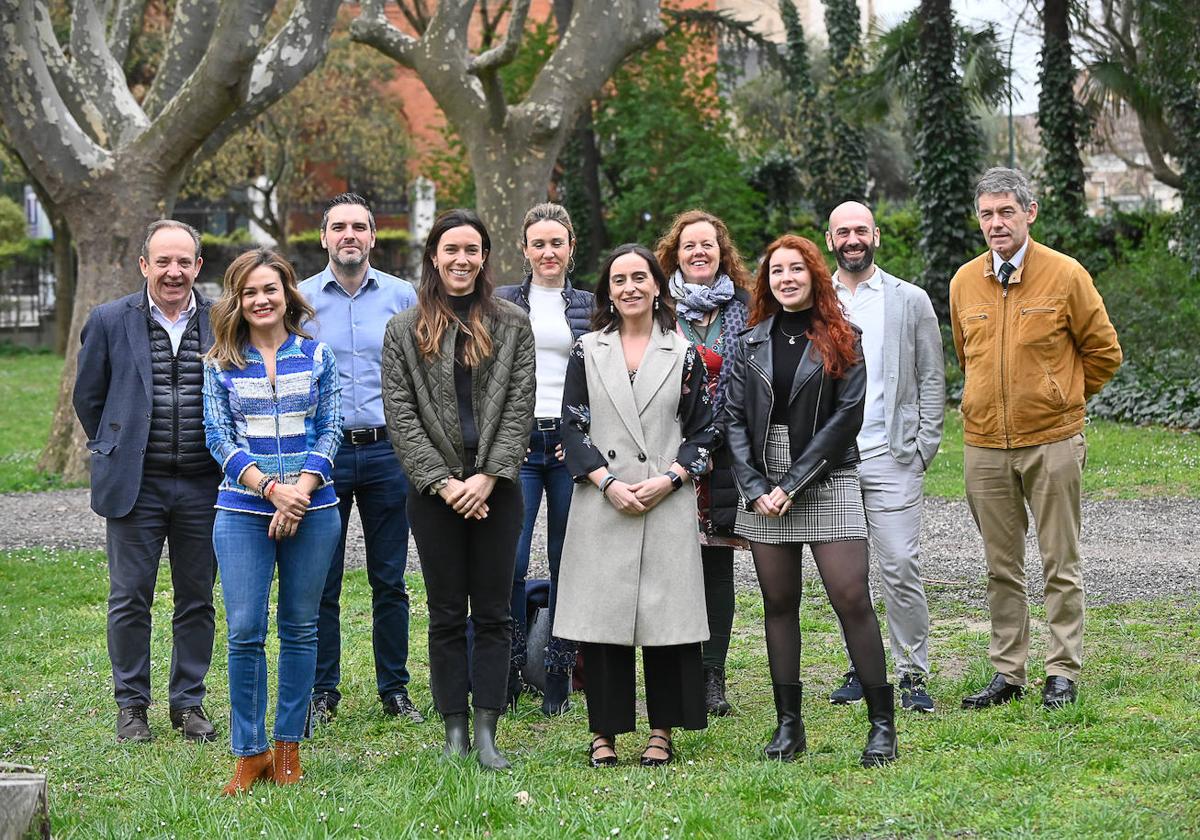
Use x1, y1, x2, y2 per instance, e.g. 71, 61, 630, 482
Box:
73, 220, 221, 743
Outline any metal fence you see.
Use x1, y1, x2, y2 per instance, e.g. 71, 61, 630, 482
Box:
0, 249, 55, 347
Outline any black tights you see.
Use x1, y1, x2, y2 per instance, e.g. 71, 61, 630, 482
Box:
751, 538, 887, 687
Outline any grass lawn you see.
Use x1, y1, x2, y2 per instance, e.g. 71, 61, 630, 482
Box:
1, 548, 1198, 838
0, 353, 73, 493
2, 354, 1198, 498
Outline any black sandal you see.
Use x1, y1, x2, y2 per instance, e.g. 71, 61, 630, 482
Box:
639, 733, 673, 767
589, 734, 617, 767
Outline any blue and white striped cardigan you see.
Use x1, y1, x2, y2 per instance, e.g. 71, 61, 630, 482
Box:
203, 334, 343, 515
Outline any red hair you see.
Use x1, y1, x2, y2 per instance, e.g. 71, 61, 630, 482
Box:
750, 234, 859, 378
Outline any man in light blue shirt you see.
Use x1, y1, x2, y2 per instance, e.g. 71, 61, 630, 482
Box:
298, 193, 423, 723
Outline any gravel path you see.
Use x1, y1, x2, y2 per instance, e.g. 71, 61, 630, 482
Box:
2, 489, 1197, 606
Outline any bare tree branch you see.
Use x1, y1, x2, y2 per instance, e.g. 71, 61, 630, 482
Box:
195, 0, 342, 161
143, 0, 219, 118
27, 4, 108, 144
69, 0, 148, 144
470, 0, 530, 75
135, 1, 277, 169
107, 0, 148, 66
351, 0, 421, 68
516, 0, 663, 138
394, 0, 433, 35
0, 0, 109, 195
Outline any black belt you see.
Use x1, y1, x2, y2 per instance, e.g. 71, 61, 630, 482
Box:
534, 417, 560, 431
344, 426, 388, 445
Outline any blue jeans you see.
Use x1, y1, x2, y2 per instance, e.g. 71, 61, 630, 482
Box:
511, 424, 577, 672
215, 507, 340, 756
315, 438, 411, 702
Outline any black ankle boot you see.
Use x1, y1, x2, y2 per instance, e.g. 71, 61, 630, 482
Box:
473, 708, 511, 771
764, 683, 805, 761
861, 683, 898, 767
442, 712, 470, 758
704, 666, 733, 716
541, 669, 571, 716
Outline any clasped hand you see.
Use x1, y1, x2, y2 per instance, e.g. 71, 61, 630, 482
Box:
268, 482, 310, 540
752, 486, 793, 517
440, 474, 496, 520
605, 474, 674, 515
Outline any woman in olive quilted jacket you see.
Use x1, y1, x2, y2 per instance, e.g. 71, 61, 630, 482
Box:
381, 209, 535, 771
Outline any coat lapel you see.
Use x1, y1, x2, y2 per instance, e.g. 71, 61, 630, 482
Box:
788, 340, 822, 404
632, 327, 675, 417
594, 330, 648, 452
196, 292, 214, 353
124, 291, 153, 404
880, 270, 901, 412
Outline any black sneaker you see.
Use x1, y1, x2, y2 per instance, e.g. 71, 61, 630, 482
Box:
382, 691, 425, 723
311, 692, 338, 725
116, 705, 152, 743
899, 673, 935, 713
829, 670, 864, 705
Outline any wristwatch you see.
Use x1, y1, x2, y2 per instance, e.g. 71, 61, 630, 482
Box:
665, 470, 684, 492
429, 478, 450, 495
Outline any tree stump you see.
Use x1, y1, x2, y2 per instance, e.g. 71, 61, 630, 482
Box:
0, 763, 49, 840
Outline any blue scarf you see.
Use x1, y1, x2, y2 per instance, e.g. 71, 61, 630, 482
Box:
669, 271, 735, 322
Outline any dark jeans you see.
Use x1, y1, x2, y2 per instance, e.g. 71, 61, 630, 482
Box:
315, 438, 412, 702
578, 642, 707, 735
511, 424, 577, 672
105, 471, 218, 709
408, 477, 523, 714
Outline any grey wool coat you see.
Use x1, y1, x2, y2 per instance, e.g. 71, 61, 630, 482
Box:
554, 326, 715, 647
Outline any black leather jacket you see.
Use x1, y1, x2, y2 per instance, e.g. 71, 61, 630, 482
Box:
724, 314, 866, 506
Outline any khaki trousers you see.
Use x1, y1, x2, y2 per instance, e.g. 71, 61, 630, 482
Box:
964, 434, 1087, 684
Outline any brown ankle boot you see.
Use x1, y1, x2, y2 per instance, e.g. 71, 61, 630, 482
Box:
271, 740, 303, 785
221, 749, 274, 795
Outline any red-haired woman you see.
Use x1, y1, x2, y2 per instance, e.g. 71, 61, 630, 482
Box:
724, 234, 896, 767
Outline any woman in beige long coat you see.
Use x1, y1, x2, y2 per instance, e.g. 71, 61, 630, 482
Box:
555, 243, 717, 768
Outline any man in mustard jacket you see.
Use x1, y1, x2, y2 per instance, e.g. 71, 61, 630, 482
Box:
950, 167, 1122, 710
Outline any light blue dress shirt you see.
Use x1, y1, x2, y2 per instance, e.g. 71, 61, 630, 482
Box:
298, 264, 417, 431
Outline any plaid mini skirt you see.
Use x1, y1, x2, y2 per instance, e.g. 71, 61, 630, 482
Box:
734, 424, 868, 545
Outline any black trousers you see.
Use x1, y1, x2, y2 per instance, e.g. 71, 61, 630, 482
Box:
105, 471, 218, 709
578, 642, 707, 735
407, 477, 522, 714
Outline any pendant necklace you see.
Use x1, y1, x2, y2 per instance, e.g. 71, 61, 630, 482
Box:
779, 326, 805, 345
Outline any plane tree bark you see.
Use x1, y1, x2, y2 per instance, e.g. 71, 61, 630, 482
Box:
0, 0, 341, 480
351, 0, 664, 281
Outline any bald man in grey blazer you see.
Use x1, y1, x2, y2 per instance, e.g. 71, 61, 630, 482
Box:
825, 201, 945, 712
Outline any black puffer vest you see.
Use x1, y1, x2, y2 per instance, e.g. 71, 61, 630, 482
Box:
143, 314, 212, 476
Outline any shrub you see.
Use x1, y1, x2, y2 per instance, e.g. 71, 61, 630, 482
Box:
0, 195, 25, 245
1088, 221, 1200, 428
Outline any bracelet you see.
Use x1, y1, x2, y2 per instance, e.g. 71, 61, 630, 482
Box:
256, 474, 273, 497
264, 480, 277, 499
664, 470, 684, 491
599, 475, 617, 496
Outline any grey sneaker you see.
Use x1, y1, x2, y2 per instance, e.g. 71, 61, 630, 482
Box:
829, 670, 864, 704
900, 673, 935, 713
382, 691, 425, 723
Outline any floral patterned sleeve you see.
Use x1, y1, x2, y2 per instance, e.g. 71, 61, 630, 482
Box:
560, 338, 608, 482
674, 344, 718, 477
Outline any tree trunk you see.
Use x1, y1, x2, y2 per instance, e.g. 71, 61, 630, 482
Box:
50, 210, 76, 357
468, 130, 566, 283
38, 177, 172, 482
